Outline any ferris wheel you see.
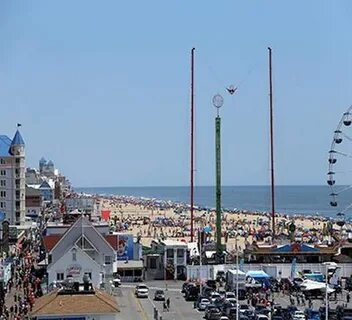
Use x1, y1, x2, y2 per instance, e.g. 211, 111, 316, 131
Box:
328, 105, 352, 224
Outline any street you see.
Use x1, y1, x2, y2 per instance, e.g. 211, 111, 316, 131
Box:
117, 281, 204, 320
115, 280, 352, 320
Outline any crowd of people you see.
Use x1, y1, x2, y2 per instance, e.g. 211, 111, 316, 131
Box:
0, 229, 44, 320
93, 193, 350, 250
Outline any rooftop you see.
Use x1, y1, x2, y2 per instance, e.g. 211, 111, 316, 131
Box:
114, 260, 143, 270
31, 288, 119, 316
0, 135, 12, 156
159, 239, 188, 247
11, 130, 25, 146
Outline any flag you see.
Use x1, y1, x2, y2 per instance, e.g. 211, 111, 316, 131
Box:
101, 209, 111, 221
290, 257, 297, 280
17, 123, 22, 127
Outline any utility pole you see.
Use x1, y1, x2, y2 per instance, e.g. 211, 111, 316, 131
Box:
268, 47, 276, 239
236, 225, 239, 320
190, 48, 195, 242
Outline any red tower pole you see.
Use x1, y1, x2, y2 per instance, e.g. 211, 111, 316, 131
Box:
190, 48, 195, 242
268, 47, 275, 239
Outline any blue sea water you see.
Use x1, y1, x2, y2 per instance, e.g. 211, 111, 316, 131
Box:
75, 186, 352, 218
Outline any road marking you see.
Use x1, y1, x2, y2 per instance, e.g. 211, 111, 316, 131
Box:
121, 284, 180, 292
131, 291, 150, 320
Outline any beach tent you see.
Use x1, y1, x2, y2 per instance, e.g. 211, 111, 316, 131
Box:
300, 279, 335, 293
246, 270, 271, 280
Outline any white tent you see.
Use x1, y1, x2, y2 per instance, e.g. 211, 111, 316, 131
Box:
300, 279, 335, 293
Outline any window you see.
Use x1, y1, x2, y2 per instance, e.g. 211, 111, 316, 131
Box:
105, 255, 112, 265
0, 180, 5, 187
84, 272, 92, 280
0, 170, 5, 176
167, 249, 174, 258
177, 249, 184, 258
0, 191, 6, 198
56, 273, 64, 281
0, 159, 5, 165
15, 158, 20, 164
149, 257, 157, 269
72, 248, 77, 261
0, 202, 5, 208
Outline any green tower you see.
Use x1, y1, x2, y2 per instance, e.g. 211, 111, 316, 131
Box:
212, 94, 224, 260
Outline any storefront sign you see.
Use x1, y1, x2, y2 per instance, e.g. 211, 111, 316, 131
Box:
66, 264, 82, 277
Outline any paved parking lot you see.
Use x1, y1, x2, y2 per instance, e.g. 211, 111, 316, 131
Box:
116, 281, 204, 320
115, 280, 351, 320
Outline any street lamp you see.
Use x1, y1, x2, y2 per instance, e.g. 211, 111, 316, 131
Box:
322, 262, 338, 320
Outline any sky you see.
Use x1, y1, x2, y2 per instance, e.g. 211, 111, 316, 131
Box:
0, 1, 352, 187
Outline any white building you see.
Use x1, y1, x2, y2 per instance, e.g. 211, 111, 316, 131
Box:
0, 130, 26, 225
47, 216, 116, 288
146, 239, 188, 280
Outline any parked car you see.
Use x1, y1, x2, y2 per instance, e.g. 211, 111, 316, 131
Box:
206, 307, 222, 320
216, 271, 226, 282
225, 307, 238, 320
154, 289, 165, 301
256, 315, 269, 320
135, 284, 149, 298
205, 304, 218, 316
210, 292, 222, 302
198, 298, 211, 311
185, 284, 200, 301
225, 292, 236, 299
207, 280, 217, 290
293, 311, 306, 320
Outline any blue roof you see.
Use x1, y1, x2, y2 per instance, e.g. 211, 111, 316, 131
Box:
40, 181, 52, 189
246, 270, 271, 279
0, 135, 12, 156
273, 243, 319, 253
11, 130, 25, 146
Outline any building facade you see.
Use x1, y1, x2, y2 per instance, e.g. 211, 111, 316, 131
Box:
0, 130, 26, 225
46, 216, 116, 287
25, 186, 42, 218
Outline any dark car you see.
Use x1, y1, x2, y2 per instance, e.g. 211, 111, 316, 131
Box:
216, 271, 226, 283
185, 284, 200, 301
154, 289, 165, 301
205, 306, 222, 320
207, 280, 217, 290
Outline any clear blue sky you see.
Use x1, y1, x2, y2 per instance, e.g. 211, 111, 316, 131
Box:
0, 1, 351, 187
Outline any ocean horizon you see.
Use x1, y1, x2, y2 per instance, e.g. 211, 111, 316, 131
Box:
74, 185, 351, 218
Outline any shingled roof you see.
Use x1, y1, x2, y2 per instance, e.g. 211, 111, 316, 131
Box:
31, 288, 119, 316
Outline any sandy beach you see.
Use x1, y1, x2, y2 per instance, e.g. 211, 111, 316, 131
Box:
92, 195, 342, 252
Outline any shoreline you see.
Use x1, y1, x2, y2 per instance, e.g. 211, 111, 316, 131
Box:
66, 190, 352, 250
76, 191, 334, 223
74, 185, 341, 219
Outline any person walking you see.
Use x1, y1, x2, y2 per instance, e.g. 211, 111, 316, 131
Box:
166, 297, 170, 311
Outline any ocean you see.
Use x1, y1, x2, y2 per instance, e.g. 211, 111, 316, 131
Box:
74, 186, 351, 218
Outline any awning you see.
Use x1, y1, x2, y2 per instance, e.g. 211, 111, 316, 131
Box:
246, 270, 271, 279
114, 260, 143, 270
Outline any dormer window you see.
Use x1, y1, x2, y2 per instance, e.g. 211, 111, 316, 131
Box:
72, 247, 77, 261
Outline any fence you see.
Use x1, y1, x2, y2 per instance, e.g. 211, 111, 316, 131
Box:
186, 262, 352, 281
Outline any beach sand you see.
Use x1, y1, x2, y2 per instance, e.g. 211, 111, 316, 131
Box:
96, 197, 333, 251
